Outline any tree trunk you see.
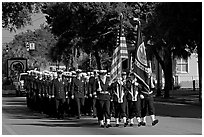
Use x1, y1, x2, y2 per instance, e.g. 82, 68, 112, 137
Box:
163, 49, 173, 98
197, 44, 202, 102
152, 48, 165, 97
94, 49, 101, 70
156, 60, 162, 97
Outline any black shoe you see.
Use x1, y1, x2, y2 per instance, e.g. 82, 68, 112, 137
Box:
106, 124, 112, 128
138, 122, 142, 127
116, 124, 119, 127
124, 123, 128, 127
141, 121, 146, 126
76, 116, 80, 119
152, 119, 159, 126
93, 115, 97, 118
130, 123, 133, 127
100, 125, 105, 128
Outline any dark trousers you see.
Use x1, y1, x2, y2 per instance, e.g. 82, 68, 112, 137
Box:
50, 97, 56, 116
110, 101, 115, 116
84, 97, 92, 115
36, 95, 43, 112
141, 94, 155, 117
30, 91, 35, 109
113, 101, 127, 118
69, 99, 76, 116
42, 96, 47, 114
75, 97, 85, 117
44, 96, 50, 114
97, 99, 111, 120
92, 98, 97, 116
55, 98, 65, 118
64, 98, 70, 115
46, 97, 52, 116
127, 97, 141, 119
26, 92, 30, 108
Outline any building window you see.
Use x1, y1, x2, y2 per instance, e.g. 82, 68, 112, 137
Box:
176, 58, 188, 73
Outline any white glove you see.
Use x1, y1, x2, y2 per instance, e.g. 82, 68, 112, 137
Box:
140, 94, 144, 99
71, 95, 74, 99
135, 82, 139, 86
89, 94, 93, 98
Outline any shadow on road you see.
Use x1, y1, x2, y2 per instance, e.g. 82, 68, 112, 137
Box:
2, 96, 202, 129
12, 121, 99, 128
3, 97, 46, 120
154, 102, 202, 118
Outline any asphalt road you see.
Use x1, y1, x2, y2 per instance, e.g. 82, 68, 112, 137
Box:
2, 96, 202, 135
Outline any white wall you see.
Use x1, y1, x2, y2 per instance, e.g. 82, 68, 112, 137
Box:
176, 54, 199, 88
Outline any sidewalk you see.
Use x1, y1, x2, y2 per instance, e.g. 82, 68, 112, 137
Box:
2, 89, 17, 96
154, 89, 201, 106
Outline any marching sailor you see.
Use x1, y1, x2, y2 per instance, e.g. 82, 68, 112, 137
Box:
71, 69, 86, 119
140, 72, 159, 126
94, 70, 112, 128
88, 71, 98, 118
126, 72, 142, 127
111, 72, 128, 127
52, 70, 67, 119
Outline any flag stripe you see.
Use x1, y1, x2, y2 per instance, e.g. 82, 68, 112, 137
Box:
110, 23, 128, 82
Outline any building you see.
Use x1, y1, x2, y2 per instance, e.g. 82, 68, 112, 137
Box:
173, 53, 199, 89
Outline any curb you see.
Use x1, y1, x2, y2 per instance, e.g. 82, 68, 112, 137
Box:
154, 98, 201, 106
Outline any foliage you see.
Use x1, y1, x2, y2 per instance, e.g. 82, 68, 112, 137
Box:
2, 25, 57, 74
2, 2, 45, 31
43, 2, 140, 69
143, 2, 202, 98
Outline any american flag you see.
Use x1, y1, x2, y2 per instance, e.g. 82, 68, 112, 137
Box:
110, 13, 128, 82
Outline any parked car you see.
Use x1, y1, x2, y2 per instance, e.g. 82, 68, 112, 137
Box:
13, 73, 28, 96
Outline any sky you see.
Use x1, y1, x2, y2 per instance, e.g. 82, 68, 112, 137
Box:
2, 13, 47, 44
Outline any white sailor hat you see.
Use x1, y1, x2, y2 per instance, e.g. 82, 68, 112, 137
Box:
57, 69, 63, 74
76, 69, 82, 73
71, 71, 76, 75
93, 69, 99, 72
98, 70, 107, 75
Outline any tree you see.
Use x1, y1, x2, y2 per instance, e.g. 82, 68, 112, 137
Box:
2, 2, 45, 31
143, 2, 202, 98
43, 2, 139, 70
2, 24, 57, 74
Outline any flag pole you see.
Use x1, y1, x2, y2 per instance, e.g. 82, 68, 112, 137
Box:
119, 13, 123, 100
133, 17, 141, 55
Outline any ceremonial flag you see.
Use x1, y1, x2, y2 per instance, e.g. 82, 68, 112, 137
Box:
132, 19, 152, 92
110, 13, 128, 82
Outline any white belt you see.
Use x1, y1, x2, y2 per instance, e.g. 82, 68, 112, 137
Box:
100, 91, 109, 94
